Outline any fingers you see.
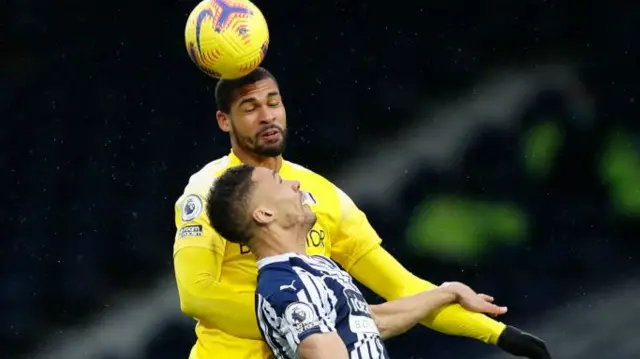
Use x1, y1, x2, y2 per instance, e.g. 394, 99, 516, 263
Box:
482, 302, 508, 316
477, 293, 507, 316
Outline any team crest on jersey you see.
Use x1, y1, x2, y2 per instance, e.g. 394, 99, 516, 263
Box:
301, 190, 317, 205
181, 195, 203, 222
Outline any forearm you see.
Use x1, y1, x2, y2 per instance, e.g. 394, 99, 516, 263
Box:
371, 287, 456, 340
350, 246, 505, 344
419, 300, 506, 344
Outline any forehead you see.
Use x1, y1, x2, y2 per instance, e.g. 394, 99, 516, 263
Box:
231, 78, 279, 104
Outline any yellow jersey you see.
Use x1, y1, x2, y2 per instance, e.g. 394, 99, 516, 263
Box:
173, 151, 382, 359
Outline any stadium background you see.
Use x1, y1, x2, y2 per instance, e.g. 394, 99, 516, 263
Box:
4, 0, 639, 358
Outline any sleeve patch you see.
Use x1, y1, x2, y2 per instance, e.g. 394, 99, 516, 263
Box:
177, 225, 203, 238
283, 301, 321, 334
181, 195, 203, 222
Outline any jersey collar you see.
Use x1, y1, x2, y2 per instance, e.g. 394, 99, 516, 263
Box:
227, 149, 289, 172
227, 150, 244, 167
257, 252, 302, 269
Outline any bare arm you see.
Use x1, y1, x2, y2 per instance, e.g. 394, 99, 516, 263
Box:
370, 282, 508, 340
370, 287, 456, 340
349, 246, 508, 344
297, 332, 349, 359
330, 184, 507, 344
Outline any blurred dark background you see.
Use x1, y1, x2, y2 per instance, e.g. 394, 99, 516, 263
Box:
4, 0, 639, 358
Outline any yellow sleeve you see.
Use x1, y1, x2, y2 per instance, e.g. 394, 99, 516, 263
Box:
174, 247, 261, 339
174, 194, 226, 254
173, 193, 261, 339
349, 246, 506, 344
330, 187, 382, 271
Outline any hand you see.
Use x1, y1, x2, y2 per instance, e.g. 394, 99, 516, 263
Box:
440, 282, 508, 317
497, 326, 551, 359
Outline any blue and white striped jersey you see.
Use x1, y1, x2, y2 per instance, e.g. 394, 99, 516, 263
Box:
255, 253, 389, 359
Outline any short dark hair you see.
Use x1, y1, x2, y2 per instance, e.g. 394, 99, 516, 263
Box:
206, 164, 257, 245
214, 67, 277, 113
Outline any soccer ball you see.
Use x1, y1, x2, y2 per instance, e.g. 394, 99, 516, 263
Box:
184, 0, 269, 79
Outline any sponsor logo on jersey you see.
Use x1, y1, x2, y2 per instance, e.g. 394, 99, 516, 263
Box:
279, 280, 297, 292
344, 289, 378, 334
178, 225, 203, 238
344, 289, 370, 316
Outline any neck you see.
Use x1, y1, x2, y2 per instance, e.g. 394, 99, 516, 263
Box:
231, 143, 282, 172
251, 227, 307, 261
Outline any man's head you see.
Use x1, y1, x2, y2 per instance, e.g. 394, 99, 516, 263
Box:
215, 67, 287, 157
206, 165, 316, 248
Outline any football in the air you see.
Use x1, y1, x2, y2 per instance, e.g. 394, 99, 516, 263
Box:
184, 0, 269, 79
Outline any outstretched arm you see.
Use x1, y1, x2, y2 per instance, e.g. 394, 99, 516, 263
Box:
369, 286, 456, 340
330, 186, 552, 358
370, 282, 507, 340
350, 246, 506, 344
328, 184, 506, 344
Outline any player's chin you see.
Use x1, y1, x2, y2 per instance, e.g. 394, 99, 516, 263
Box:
303, 207, 317, 224
255, 142, 285, 157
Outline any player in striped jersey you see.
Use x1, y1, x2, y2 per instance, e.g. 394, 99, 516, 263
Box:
206, 164, 508, 359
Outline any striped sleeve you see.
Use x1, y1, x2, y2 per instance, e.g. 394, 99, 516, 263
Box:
258, 269, 336, 351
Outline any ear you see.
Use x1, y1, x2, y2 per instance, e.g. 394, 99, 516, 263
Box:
252, 206, 275, 225
216, 110, 231, 133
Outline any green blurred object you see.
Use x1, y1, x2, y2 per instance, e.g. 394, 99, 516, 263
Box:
599, 131, 640, 216
522, 120, 563, 179
406, 196, 528, 263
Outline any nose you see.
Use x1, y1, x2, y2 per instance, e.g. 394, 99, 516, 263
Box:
290, 180, 301, 192
258, 108, 276, 125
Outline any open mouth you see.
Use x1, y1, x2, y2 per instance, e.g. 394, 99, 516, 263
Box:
260, 128, 281, 141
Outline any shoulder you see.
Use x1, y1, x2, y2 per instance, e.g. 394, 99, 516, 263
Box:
257, 263, 298, 293
284, 160, 336, 190
175, 155, 231, 208
284, 160, 343, 213
256, 264, 302, 307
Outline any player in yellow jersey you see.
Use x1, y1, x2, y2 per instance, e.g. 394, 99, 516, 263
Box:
173, 67, 551, 359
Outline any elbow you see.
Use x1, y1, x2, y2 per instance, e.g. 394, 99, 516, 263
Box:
375, 318, 407, 340
378, 320, 409, 340
177, 285, 209, 319
178, 294, 200, 318
374, 320, 393, 340
370, 307, 403, 340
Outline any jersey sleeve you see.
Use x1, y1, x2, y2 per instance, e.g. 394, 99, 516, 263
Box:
330, 186, 382, 271
174, 247, 263, 339
257, 270, 336, 350
173, 193, 226, 255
